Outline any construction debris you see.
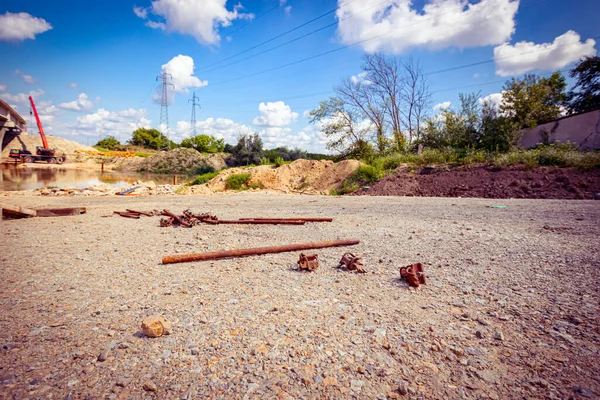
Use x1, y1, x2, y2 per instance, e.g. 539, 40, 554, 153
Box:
297, 253, 319, 271
162, 239, 360, 265
240, 217, 333, 222
1, 202, 38, 219
35, 207, 86, 217
399, 263, 426, 288
113, 211, 141, 219
337, 252, 366, 273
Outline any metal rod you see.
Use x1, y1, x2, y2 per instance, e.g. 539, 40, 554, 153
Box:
213, 219, 305, 225
239, 217, 333, 222
162, 239, 360, 265
114, 211, 140, 219
161, 209, 191, 227
126, 209, 153, 217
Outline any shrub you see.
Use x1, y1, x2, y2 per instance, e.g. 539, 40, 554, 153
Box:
189, 171, 219, 186
225, 173, 252, 190
274, 156, 285, 167
95, 136, 121, 150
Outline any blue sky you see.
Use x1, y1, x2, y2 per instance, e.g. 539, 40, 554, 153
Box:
1, 0, 598, 152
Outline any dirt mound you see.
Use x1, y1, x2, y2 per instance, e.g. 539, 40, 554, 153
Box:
197, 159, 361, 195
132, 148, 229, 175
1, 132, 97, 158
352, 165, 600, 199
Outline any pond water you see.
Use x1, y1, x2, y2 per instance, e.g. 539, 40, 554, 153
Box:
0, 165, 188, 191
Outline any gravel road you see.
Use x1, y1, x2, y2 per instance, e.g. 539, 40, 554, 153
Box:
1, 193, 599, 399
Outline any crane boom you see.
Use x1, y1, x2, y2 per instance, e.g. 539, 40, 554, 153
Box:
29, 96, 49, 149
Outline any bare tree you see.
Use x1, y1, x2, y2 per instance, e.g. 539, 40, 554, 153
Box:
335, 77, 387, 153
400, 58, 432, 142
362, 53, 404, 149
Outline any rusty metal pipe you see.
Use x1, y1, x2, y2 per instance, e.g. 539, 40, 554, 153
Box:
161, 209, 191, 227
239, 217, 333, 222
114, 211, 140, 219
162, 239, 360, 265
214, 219, 305, 225
126, 209, 153, 217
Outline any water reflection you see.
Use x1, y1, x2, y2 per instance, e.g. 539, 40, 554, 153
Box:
0, 165, 184, 191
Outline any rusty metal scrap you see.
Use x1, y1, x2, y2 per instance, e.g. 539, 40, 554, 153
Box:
126, 209, 153, 217
161, 209, 191, 228
113, 211, 141, 219
297, 253, 319, 271
337, 252, 366, 273
160, 217, 174, 227
240, 217, 333, 223
162, 239, 360, 265
210, 219, 305, 225
399, 263, 426, 288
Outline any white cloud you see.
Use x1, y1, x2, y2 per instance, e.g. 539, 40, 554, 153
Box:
143, 0, 253, 45
58, 93, 95, 112
174, 117, 254, 144
302, 109, 312, 119
14, 69, 36, 84
70, 108, 151, 141
253, 101, 298, 127
0, 84, 6, 91
473, 73, 480, 79
162, 55, 208, 93
0, 12, 52, 41
350, 71, 372, 85
69, 82, 78, 89
433, 101, 451, 111
1, 89, 45, 105
284, 6, 292, 14
336, 0, 519, 54
133, 6, 148, 19
494, 30, 597, 76
479, 92, 503, 108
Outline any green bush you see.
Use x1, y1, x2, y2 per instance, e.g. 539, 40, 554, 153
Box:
354, 165, 384, 183
189, 171, 219, 186
274, 156, 285, 167
95, 136, 121, 150
225, 173, 252, 190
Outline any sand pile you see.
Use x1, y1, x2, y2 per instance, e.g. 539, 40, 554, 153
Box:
1, 132, 97, 158
200, 159, 361, 194
132, 148, 229, 175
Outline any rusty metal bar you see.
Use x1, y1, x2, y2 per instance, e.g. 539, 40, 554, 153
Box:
162, 239, 360, 265
161, 209, 191, 227
126, 209, 153, 217
239, 217, 333, 222
213, 219, 305, 225
114, 211, 140, 219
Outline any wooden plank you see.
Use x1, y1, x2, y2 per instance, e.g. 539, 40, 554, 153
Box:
0, 202, 37, 219
35, 207, 87, 217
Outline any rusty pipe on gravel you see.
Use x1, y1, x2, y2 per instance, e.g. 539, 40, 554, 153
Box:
126, 209, 153, 217
239, 217, 333, 222
212, 219, 305, 225
114, 211, 140, 219
162, 239, 360, 265
161, 209, 191, 227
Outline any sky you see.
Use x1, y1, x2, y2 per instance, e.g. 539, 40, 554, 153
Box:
0, 0, 598, 153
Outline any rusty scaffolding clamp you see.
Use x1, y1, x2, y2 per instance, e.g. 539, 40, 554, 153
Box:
399, 263, 426, 288
337, 252, 366, 273
297, 253, 319, 271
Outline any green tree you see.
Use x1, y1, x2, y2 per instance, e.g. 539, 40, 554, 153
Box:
501, 72, 567, 129
231, 133, 264, 166
95, 135, 121, 150
567, 56, 600, 114
128, 128, 169, 150
180, 134, 225, 153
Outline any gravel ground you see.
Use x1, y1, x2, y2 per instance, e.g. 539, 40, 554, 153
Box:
1, 193, 599, 400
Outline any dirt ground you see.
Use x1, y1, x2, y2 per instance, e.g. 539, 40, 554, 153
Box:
1, 194, 599, 399
354, 165, 600, 200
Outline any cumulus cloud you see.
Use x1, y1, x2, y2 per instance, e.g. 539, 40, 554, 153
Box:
0, 88, 45, 105
0, 12, 52, 42
479, 92, 503, 108
173, 117, 254, 144
253, 101, 298, 127
494, 30, 597, 76
162, 55, 208, 93
140, 0, 253, 45
336, 0, 519, 54
70, 108, 151, 140
433, 101, 451, 111
0, 84, 6, 91
57, 93, 95, 112
14, 69, 36, 84
133, 6, 148, 19
350, 71, 372, 85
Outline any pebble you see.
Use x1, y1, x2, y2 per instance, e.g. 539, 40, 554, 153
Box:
493, 331, 504, 341
350, 380, 364, 393
143, 381, 157, 391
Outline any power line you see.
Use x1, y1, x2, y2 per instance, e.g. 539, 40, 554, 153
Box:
207, 0, 549, 87
156, 72, 174, 149
224, 2, 282, 37
198, 0, 366, 71
188, 92, 201, 136
201, 0, 395, 74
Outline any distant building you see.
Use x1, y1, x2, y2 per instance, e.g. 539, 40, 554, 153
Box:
0, 98, 28, 153
519, 109, 600, 150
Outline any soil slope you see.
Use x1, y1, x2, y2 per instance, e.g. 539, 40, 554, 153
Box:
352, 165, 600, 199
1, 132, 97, 158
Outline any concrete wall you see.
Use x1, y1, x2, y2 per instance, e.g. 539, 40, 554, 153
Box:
0, 104, 27, 132
519, 109, 600, 150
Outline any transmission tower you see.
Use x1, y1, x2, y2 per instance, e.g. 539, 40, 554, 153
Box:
188, 92, 201, 136
156, 72, 174, 149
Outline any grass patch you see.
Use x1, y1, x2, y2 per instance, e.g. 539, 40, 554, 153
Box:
225, 173, 252, 190
135, 151, 154, 158
337, 164, 385, 194
189, 171, 219, 186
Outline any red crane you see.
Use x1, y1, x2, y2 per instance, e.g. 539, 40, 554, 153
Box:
8, 96, 65, 164
29, 95, 50, 149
